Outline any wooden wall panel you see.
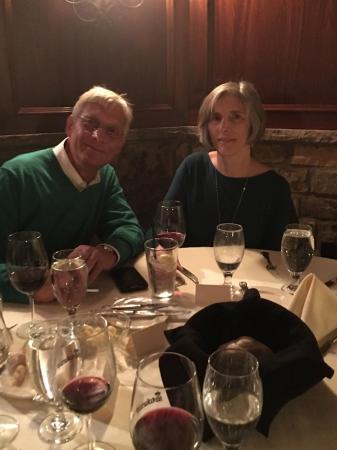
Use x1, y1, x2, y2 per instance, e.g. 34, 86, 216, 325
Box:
1, 0, 337, 134
208, 0, 337, 129
0, 0, 192, 134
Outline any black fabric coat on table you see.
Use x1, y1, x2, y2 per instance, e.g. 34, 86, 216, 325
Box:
163, 290, 334, 440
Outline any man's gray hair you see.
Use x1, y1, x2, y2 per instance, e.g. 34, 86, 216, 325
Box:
72, 85, 133, 136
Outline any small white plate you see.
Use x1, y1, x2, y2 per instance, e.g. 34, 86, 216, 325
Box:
0, 354, 36, 400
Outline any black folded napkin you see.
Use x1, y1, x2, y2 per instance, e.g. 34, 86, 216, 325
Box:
164, 289, 334, 439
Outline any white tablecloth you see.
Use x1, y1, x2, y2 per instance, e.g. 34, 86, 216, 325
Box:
1, 248, 337, 449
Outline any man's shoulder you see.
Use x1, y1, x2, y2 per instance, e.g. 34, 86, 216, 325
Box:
2, 148, 54, 171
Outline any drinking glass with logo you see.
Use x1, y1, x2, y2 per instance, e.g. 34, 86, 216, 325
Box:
213, 223, 245, 300
51, 249, 88, 316
130, 352, 204, 450
144, 237, 178, 302
7, 231, 49, 339
26, 320, 81, 444
281, 223, 315, 294
203, 348, 263, 450
53, 313, 117, 450
0, 297, 19, 447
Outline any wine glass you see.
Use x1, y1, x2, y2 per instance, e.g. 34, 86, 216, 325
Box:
213, 223, 245, 300
154, 200, 186, 247
54, 312, 117, 450
26, 320, 82, 444
281, 223, 315, 294
0, 297, 20, 447
7, 231, 49, 339
51, 254, 88, 316
203, 348, 263, 450
130, 352, 204, 450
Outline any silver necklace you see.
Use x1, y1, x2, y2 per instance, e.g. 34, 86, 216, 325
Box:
215, 169, 248, 223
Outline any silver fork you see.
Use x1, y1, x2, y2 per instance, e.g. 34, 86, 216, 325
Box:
260, 251, 277, 271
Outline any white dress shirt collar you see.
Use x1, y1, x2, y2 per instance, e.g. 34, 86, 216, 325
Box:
53, 139, 100, 191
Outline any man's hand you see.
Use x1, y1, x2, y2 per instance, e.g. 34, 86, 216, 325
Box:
73, 244, 118, 284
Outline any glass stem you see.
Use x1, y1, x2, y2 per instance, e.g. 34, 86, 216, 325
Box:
50, 404, 69, 432
290, 272, 301, 290
85, 414, 95, 450
223, 272, 233, 286
28, 294, 35, 323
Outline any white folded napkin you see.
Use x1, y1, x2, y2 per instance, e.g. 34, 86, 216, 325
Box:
288, 273, 337, 346
195, 284, 232, 306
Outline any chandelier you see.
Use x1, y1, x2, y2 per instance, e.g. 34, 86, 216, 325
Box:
65, 0, 145, 22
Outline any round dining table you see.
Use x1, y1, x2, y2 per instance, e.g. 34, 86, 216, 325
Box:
1, 247, 337, 450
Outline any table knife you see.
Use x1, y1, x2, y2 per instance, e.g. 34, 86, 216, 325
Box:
177, 265, 199, 284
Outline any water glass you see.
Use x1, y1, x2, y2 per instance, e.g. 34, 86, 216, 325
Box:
203, 348, 263, 449
213, 223, 245, 300
144, 237, 178, 301
281, 223, 315, 294
26, 320, 81, 444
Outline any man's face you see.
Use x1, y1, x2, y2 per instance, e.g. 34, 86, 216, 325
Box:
65, 102, 126, 175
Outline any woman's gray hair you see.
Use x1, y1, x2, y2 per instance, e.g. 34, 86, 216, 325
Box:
72, 85, 133, 136
197, 81, 265, 148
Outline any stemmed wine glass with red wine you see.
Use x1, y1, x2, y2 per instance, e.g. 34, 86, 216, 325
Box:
54, 312, 117, 450
154, 200, 186, 247
7, 231, 49, 339
130, 352, 204, 450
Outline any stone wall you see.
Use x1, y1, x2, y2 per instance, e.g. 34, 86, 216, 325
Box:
1, 127, 336, 257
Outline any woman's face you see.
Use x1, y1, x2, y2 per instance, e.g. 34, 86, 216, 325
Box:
207, 95, 250, 157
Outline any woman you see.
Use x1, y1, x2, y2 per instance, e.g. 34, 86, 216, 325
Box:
165, 81, 297, 250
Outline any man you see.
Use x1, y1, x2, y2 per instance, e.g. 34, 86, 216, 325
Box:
0, 86, 144, 302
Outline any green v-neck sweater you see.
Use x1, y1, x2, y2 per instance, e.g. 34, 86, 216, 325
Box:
0, 147, 144, 302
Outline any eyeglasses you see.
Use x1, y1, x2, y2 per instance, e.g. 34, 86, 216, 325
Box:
78, 115, 123, 139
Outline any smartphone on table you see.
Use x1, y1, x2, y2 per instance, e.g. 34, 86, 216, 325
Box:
110, 267, 148, 293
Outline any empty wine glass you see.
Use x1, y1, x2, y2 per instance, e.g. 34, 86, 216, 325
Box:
130, 352, 204, 450
213, 223, 245, 300
203, 348, 263, 450
0, 297, 19, 447
154, 200, 186, 247
54, 312, 117, 450
51, 254, 88, 316
26, 320, 82, 444
281, 223, 315, 294
7, 231, 49, 339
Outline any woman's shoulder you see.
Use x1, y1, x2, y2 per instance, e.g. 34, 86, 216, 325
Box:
177, 151, 211, 173
182, 150, 210, 165
249, 166, 291, 192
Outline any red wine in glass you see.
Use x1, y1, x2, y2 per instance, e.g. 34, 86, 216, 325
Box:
55, 313, 116, 450
62, 376, 111, 414
130, 352, 204, 450
155, 200, 186, 248
157, 231, 186, 247
9, 266, 48, 294
132, 406, 200, 450
7, 230, 49, 340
